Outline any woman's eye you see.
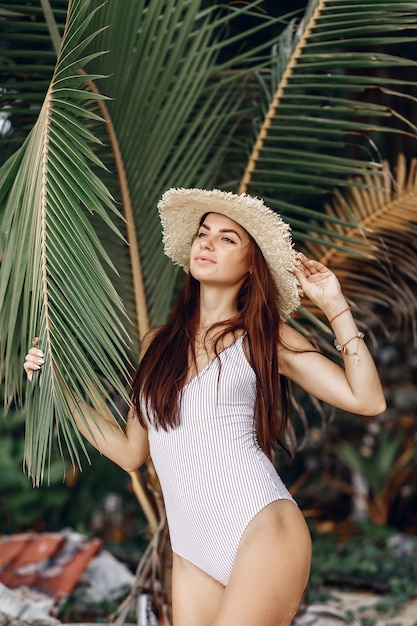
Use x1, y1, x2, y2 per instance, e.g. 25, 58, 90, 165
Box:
197, 231, 207, 238
222, 237, 235, 244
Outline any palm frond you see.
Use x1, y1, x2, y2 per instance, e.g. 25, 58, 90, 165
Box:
0, 0, 132, 484
303, 153, 417, 340
238, 0, 417, 235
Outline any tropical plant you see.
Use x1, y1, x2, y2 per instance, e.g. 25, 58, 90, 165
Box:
336, 428, 416, 526
2, 0, 417, 621
309, 521, 417, 609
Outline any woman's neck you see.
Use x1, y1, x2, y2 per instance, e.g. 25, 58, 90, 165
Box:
198, 285, 238, 328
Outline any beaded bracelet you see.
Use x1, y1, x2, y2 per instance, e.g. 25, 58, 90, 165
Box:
334, 331, 365, 363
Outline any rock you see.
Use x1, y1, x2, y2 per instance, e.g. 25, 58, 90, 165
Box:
0, 584, 58, 624
69, 549, 134, 607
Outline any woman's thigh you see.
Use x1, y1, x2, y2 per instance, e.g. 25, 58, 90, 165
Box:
213, 500, 312, 626
171, 554, 225, 626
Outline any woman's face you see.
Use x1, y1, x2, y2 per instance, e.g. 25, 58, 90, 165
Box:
189, 213, 252, 289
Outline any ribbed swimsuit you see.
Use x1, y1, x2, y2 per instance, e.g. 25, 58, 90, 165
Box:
146, 334, 296, 586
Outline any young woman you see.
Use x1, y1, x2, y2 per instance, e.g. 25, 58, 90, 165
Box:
25, 188, 386, 626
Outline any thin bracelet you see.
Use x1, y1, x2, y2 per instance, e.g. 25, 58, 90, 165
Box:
334, 331, 365, 363
329, 306, 350, 324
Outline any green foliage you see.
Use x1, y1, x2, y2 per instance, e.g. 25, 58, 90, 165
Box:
308, 521, 417, 609
58, 594, 127, 624
1, 0, 135, 487
338, 430, 406, 495
336, 428, 416, 525
241, 0, 417, 213
0, 393, 145, 536
0, 402, 65, 529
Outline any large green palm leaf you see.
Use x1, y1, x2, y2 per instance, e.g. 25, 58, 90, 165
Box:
0, 0, 133, 484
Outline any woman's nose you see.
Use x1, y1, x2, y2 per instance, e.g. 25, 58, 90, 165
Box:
200, 236, 213, 249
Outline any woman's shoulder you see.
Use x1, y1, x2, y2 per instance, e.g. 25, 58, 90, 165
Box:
278, 322, 319, 375
279, 322, 313, 351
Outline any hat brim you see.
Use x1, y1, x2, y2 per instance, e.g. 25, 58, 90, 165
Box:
158, 188, 300, 321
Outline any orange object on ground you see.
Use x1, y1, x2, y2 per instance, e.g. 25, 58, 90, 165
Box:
0, 532, 102, 597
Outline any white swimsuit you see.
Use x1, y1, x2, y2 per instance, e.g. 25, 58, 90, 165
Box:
146, 334, 296, 586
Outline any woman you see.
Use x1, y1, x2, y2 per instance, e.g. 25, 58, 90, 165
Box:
25, 188, 386, 626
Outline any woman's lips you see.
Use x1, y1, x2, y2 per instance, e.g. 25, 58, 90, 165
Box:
194, 255, 216, 264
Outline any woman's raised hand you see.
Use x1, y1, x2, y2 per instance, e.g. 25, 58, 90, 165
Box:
290, 252, 345, 310
24, 338, 44, 381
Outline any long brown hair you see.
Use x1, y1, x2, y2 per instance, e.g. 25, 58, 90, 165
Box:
131, 230, 292, 459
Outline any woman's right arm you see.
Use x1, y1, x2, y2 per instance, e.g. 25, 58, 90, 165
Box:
24, 339, 153, 473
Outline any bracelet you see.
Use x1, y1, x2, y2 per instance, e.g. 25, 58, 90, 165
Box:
334, 331, 365, 363
329, 307, 350, 324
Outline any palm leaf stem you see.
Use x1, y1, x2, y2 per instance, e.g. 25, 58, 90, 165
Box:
88, 81, 149, 340
87, 83, 158, 533
238, 2, 321, 194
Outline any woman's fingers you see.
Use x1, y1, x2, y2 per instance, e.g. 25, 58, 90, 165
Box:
291, 253, 315, 280
290, 252, 344, 308
294, 252, 314, 276
24, 346, 45, 381
295, 252, 328, 275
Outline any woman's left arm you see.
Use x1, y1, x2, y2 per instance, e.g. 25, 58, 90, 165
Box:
279, 253, 386, 416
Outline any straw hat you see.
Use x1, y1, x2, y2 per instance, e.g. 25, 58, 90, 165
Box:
158, 188, 300, 320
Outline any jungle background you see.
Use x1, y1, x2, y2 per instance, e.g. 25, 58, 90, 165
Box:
1, 1, 417, 624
